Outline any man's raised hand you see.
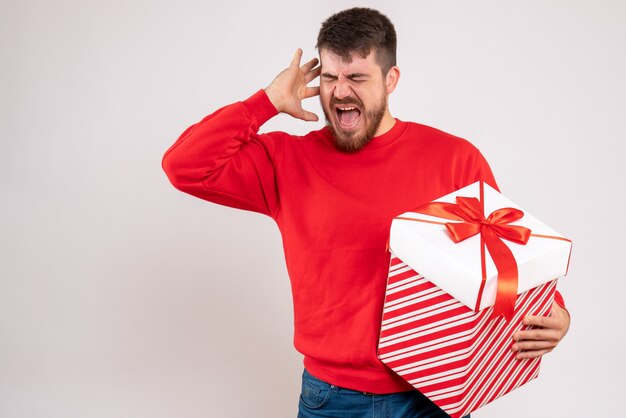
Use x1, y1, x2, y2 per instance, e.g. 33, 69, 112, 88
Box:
265, 48, 321, 122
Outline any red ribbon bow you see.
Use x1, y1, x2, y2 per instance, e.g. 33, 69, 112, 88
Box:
414, 195, 531, 320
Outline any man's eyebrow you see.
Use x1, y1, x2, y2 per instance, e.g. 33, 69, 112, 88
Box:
321, 72, 369, 79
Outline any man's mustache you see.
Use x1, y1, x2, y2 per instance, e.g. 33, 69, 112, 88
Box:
329, 97, 364, 108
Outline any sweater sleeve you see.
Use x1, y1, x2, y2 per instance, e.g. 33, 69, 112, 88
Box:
468, 147, 499, 192
162, 90, 281, 218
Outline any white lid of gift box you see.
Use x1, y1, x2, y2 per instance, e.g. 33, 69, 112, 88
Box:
389, 181, 572, 312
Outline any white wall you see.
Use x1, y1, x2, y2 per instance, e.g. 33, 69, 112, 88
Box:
1, 1, 624, 417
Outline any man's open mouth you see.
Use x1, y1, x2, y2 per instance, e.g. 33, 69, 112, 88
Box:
335, 105, 362, 128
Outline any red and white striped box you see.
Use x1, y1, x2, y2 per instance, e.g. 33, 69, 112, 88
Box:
378, 181, 571, 417
379, 256, 556, 418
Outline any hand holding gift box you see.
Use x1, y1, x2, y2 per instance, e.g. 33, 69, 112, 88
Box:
378, 181, 572, 418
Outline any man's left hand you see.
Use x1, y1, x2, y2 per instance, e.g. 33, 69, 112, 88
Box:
511, 301, 570, 360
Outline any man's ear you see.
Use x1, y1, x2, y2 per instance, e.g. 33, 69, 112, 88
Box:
385, 66, 400, 94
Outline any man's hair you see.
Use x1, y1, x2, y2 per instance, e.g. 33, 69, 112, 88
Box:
316, 7, 397, 75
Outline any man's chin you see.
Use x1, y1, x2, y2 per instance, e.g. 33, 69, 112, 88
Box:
329, 127, 371, 153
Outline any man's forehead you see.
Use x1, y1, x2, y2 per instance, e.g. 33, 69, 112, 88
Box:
319, 48, 378, 72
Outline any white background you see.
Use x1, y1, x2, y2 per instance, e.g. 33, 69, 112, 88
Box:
2, 1, 624, 417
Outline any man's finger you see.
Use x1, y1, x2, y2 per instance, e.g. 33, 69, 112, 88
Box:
305, 66, 321, 83
305, 86, 320, 98
290, 48, 303, 68
512, 339, 557, 352
514, 328, 561, 342
522, 314, 560, 329
299, 109, 319, 122
515, 348, 552, 360
301, 58, 319, 73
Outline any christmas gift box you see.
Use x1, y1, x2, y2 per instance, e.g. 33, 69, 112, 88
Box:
378, 181, 572, 418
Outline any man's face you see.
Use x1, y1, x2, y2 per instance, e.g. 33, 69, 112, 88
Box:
319, 49, 389, 153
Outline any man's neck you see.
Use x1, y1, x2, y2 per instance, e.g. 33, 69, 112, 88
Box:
374, 112, 396, 137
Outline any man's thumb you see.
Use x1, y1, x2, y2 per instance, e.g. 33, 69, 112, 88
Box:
300, 110, 319, 122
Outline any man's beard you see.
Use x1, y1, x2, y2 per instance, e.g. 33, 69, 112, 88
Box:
322, 96, 387, 153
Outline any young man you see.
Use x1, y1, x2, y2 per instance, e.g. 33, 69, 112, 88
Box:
162, 7, 570, 417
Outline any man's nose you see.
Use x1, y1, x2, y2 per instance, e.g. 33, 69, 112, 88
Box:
333, 79, 353, 100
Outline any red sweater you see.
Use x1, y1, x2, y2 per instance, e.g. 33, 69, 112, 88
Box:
162, 90, 564, 394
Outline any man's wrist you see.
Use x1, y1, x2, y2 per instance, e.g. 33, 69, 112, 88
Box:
263, 85, 284, 114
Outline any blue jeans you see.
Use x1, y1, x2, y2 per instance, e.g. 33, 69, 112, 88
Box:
297, 369, 469, 418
